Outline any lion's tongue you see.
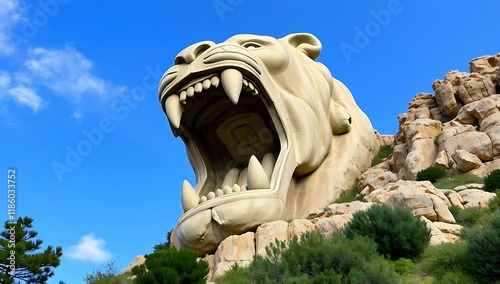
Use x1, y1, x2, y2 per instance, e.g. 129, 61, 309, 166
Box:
181, 153, 276, 212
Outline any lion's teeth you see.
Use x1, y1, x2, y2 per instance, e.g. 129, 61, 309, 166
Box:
179, 90, 187, 104
181, 180, 199, 212
237, 167, 248, 186
247, 82, 255, 92
221, 69, 243, 105
221, 168, 240, 188
232, 184, 240, 192
199, 196, 207, 203
262, 153, 276, 181
207, 192, 216, 200
203, 79, 211, 90
194, 82, 203, 93
241, 184, 248, 191
186, 86, 195, 97
223, 185, 233, 194
211, 76, 220, 88
165, 94, 182, 129
215, 189, 224, 197
247, 155, 270, 190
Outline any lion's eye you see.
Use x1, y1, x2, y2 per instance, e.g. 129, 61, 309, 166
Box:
242, 42, 262, 49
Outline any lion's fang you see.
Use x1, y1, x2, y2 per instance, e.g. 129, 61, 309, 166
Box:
221, 69, 243, 105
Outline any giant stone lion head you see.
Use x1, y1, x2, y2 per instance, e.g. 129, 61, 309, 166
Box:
158, 33, 378, 255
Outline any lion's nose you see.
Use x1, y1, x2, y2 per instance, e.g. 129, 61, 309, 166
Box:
174, 41, 216, 65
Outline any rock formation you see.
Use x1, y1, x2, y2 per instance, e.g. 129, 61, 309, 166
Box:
195, 53, 500, 282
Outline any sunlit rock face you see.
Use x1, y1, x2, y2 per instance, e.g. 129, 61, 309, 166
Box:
158, 33, 378, 255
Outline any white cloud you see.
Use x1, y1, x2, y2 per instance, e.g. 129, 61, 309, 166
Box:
71, 109, 83, 120
0, 70, 11, 87
7, 85, 43, 112
0, 69, 44, 112
25, 46, 123, 101
0, 0, 24, 55
66, 233, 112, 263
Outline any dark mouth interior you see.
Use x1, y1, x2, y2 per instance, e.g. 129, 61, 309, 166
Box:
179, 74, 280, 193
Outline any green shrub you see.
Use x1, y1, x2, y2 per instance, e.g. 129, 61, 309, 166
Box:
467, 212, 500, 282
454, 207, 490, 228
438, 271, 478, 284
221, 232, 399, 283
488, 190, 500, 212
343, 204, 430, 260
334, 182, 362, 203
448, 205, 462, 217
84, 261, 134, 284
433, 173, 483, 189
371, 144, 393, 166
416, 166, 447, 183
131, 249, 208, 284
215, 264, 251, 284
394, 258, 416, 275
484, 169, 500, 192
419, 242, 470, 281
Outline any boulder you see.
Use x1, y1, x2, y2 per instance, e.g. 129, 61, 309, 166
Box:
403, 135, 438, 180
120, 255, 145, 274
456, 73, 496, 104
287, 219, 315, 240
434, 150, 450, 169
451, 149, 482, 172
456, 97, 498, 124
357, 168, 398, 193
444, 190, 465, 209
378, 181, 455, 223
255, 221, 288, 256
440, 130, 493, 162
314, 215, 351, 236
458, 189, 496, 208
433, 81, 460, 117
421, 217, 449, 245
214, 232, 255, 278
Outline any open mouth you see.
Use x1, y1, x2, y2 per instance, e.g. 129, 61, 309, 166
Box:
161, 68, 287, 215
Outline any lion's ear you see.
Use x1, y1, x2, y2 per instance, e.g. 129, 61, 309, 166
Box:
281, 33, 322, 60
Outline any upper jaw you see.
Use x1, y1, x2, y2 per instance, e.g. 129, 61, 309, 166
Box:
158, 61, 291, 218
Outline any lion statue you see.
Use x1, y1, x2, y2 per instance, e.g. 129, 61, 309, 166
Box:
158, 33, 378, 255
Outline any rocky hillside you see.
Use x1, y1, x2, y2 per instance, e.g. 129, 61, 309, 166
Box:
123, 54, 500, 282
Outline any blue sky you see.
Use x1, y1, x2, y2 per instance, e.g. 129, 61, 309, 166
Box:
1, 0, 499, 283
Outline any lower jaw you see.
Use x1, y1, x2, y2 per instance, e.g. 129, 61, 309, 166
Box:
173, 194, 286, 255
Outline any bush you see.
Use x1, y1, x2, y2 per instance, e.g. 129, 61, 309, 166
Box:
467, 212, 500, 282
218, 232, 399, 283
394, 258, 415, 276
84, 261, 133, 284
416, 166, 447, 183
131, 249, 208, 284
433, 173, 483, 189
439, 271, 478, 284
484, 169, 500, 192
419, 242, 470, 281
343, 204, 430, 260
334, 181, 362, 203
454, 207, 490, 228
371, 145, 393, 166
